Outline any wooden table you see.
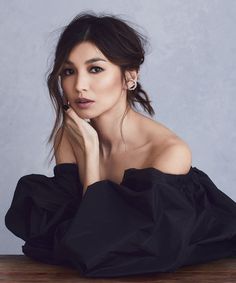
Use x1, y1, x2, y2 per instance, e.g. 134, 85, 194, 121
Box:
0, 255, 236, 282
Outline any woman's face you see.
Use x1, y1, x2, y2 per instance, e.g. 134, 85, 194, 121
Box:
60, 41, 128, 119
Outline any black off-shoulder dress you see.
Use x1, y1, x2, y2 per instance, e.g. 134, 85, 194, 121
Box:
4, 163, 236, 278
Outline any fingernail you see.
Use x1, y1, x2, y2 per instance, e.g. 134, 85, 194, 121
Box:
63, 104, 69, 111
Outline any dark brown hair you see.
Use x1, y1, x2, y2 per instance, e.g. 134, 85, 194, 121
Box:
45, 11, 155, 166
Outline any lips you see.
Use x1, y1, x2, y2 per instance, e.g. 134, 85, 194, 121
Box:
75, 98, 94, 103
76, 100, 95, 109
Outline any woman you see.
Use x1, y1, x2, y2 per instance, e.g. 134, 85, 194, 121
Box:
5, 11, 236, 278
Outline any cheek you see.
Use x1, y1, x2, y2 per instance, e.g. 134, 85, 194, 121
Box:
61, 79, 71, 96
95, 72, 123, 97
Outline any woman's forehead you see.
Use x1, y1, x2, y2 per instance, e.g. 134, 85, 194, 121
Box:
67, 42, 108, 64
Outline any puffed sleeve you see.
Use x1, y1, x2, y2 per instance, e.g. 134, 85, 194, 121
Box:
5, 163, 83, 265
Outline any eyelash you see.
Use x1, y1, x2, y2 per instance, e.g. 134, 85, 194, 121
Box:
61, 66, 103, 76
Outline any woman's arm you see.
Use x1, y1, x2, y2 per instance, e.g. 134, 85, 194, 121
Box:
83, 145, 100, 196
53, 127, 77, 165
54, 126, 101, 196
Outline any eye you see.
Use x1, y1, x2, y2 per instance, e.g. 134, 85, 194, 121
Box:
61, 68, 74, 76
61, 66, 103, 77
89, 66, 103, 73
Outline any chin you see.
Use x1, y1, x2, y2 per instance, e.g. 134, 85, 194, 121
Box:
78, 112, 97, 122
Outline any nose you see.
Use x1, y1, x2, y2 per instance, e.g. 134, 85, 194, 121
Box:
74, 72, 89, 93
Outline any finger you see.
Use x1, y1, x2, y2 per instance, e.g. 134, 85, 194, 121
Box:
63, 105, 84, 124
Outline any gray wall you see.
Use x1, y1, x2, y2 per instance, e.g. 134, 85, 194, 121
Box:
1, 0, 235, 254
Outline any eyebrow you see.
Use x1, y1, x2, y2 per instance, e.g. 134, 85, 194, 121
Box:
65, 57, 107, 65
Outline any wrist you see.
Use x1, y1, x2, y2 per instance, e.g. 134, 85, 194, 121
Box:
84, 139, 99, 154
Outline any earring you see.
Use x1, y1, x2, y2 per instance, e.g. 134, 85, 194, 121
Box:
67, 100, 70, 106
128, 79, 137, 90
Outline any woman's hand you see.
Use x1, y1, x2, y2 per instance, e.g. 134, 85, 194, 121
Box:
63, 105, 99, 156
63, 105, 101, 195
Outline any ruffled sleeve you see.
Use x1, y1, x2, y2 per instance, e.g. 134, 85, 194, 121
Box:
5, 164, 236, 278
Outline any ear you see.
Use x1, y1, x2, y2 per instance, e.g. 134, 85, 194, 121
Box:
125, 69, 139, 81
124, 69, 139, 89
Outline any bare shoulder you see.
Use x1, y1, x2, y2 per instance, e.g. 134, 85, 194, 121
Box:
152, 140, 192, 174
54, 126, 77, 165
143, 118, 192, 175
